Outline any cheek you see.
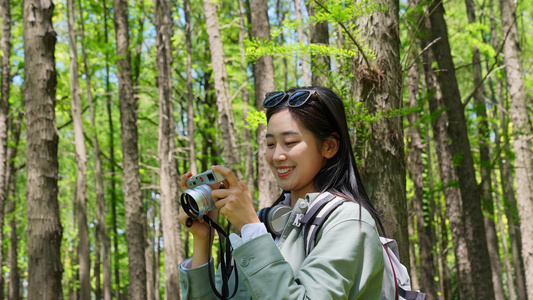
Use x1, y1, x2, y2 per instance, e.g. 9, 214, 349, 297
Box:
265, 149, 274, 166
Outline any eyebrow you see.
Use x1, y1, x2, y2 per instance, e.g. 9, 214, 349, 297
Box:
265, 130, 300, 138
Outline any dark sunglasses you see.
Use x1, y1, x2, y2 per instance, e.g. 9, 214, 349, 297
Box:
263, 89, 319, 108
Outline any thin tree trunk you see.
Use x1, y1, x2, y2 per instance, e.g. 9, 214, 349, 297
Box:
464, 0, 506, 297
426, 0, 494, 297
294, 0, 310, 86
67, 0, 90, 298
183, 0, 197, 175
418, 13, 473, 295
6, 111, 22, 300
203, 0, 242, 175
250, 0, 278, 209
493, 167, 517, 300
103, 0, 121, 297
499, 0, 533, 296
306, 0, 330, 86
407, 60, 438, 300
113, 0, 147, 297
0, 0, 12, 296
489, 2, 526, 297
275, 0, 288, 91
23, 0, 64, 297
352, 0, 409, 263
407, 206, 419, 291
238, 0, 255, 196
153, 0, 183, 297
77, 0, 112, 298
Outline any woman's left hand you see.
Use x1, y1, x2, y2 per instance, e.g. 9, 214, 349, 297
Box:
210, 165, 260, 232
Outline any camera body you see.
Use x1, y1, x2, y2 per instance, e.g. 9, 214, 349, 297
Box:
181, 170, 226, 219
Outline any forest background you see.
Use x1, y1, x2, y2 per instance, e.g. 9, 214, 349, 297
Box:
0, 0, 531, 299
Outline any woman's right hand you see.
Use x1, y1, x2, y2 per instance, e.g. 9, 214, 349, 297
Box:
178, 172, 220, 268
177, 172, 218, 242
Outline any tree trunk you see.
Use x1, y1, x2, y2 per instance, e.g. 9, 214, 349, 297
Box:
0, 0, 12, 296
203, 0, 242, 177
406, 61, 438, 300
183, 0, 198, 175
103, 0, 122, 297
426, 0, 494, 298
77, 0, 112, 297
499, 0, 533, 296
352, 0, 409, 263
407, 206, 419, 291
23, 0, 64, 297
6, 111, 22, 300
113, 0, 147, 297
294, 0, 311, 86
498, 95, 527, 300
67, 0, 91, 298
306, 0, 330, 86
463, 1, 506, 297
250, 0, 278, 209
494, 167, 517, 300
153, 0, 183, 298
418, 15, 473, 296
238, 0, 255, 196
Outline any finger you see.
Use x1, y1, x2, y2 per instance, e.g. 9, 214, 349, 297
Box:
210, 165, 240, 190
180, 172, 193, 191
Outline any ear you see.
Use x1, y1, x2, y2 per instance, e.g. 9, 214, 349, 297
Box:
322, 134, 340, 159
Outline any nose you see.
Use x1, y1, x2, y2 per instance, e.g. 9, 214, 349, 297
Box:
273, 145, 287, 162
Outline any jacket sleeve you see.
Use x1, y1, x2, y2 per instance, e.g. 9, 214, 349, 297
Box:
231, 202, 384, 300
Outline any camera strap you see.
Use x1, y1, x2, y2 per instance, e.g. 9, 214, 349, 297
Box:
203, 215, 239, 299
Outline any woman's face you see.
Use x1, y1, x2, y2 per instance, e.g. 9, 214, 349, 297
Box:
265, 109, 327, 202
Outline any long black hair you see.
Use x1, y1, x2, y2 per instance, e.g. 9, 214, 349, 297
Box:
265, 86, 384, 232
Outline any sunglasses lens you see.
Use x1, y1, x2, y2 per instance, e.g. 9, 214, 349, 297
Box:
263, 91, 286, 108
288, 91, 312, 107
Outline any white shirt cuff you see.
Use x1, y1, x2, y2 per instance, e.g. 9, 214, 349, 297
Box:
229, 222, 268, 249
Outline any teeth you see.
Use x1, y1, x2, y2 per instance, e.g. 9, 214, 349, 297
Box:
278, 167, 294, 174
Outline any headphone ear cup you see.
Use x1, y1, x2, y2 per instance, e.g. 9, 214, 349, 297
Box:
265, 205, 292, 237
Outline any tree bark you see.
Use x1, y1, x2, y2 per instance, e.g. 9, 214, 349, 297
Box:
406, 61, 438, 300
6, 111, 22, 300
153, 0, 183, 298
494, 167, 517, 300
306, 0, 330, 86
238, 0, 255, 196
352, 0, 409, 263
0, 0, 12, 296
23, 0, 64, 297
113, 0, 147, 297
294, 0, 311, 86
426, 0, 494, 298
67, 0, 91, 298
499, 0, 533, 297
203, 0, 242, 176
463, 1, 506, 297
251, 0, 278, 209
184, 0, 198, 175
418, 18, 473, 296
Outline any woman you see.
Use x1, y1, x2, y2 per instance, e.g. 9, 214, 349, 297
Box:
178, 86, 384, 299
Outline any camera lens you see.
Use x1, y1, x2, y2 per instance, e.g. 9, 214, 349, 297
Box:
180, 184, 214, 219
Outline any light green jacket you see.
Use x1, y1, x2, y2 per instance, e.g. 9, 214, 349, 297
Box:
179, 192, 384, 299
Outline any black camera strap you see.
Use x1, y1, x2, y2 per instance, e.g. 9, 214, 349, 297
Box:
203, 215, 239, 300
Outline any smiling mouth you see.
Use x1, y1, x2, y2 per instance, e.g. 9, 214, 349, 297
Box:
277, 167, 294, 175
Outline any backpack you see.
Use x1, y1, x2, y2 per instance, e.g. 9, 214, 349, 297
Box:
298, 195, 426, 300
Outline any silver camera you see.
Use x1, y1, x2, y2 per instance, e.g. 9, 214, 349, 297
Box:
180, 170, 226, 219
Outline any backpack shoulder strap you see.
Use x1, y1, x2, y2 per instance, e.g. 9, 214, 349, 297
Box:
299, 194, 346, 256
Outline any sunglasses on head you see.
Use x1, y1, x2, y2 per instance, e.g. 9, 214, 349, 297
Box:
263, 89, 319, 108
